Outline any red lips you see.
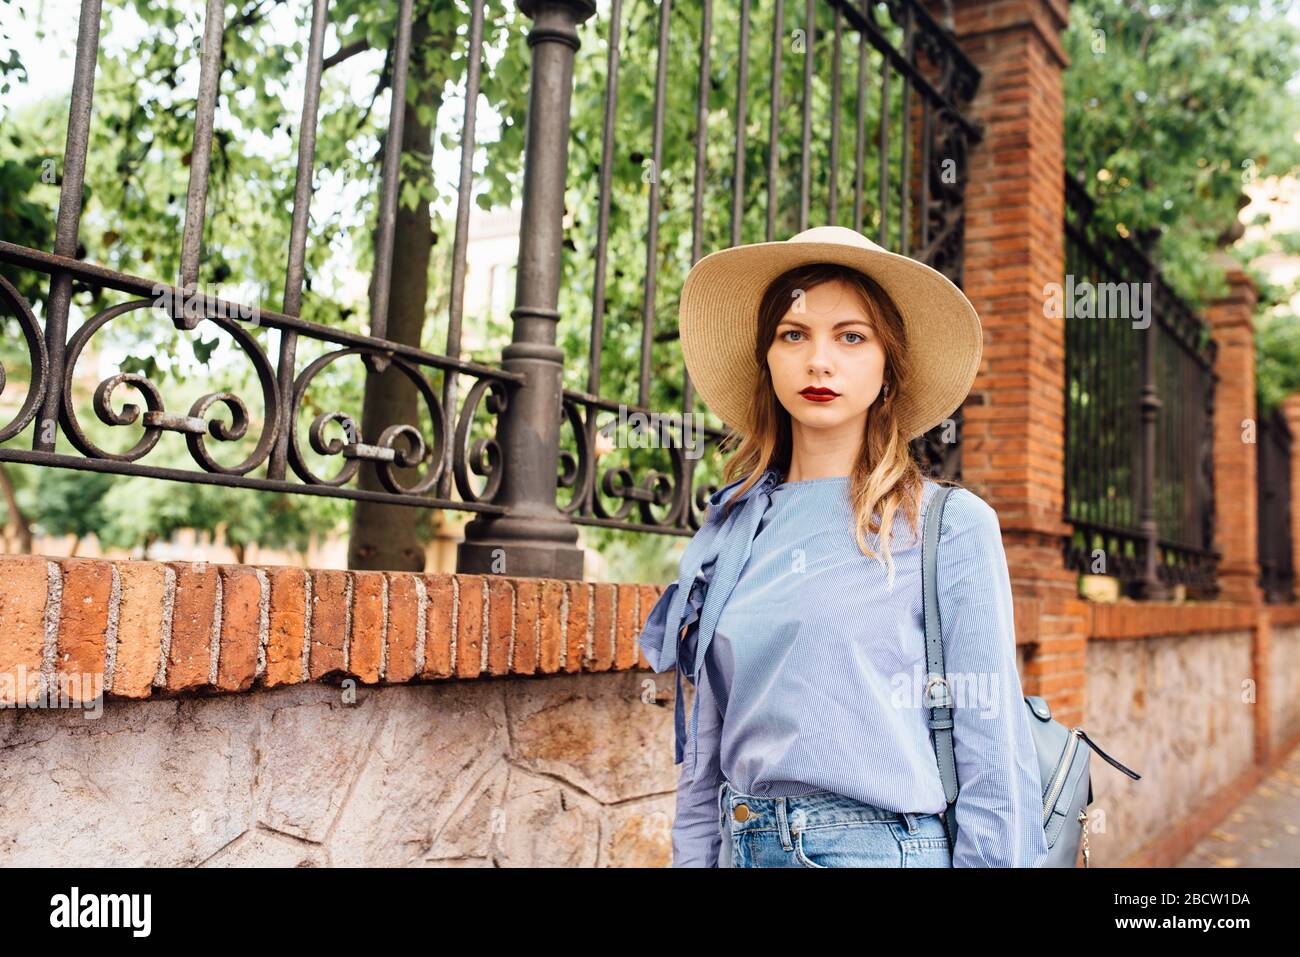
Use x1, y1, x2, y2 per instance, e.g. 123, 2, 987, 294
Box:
800, 387, 840, 403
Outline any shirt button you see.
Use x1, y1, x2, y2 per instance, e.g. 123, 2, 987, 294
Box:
733, 804, 751, 822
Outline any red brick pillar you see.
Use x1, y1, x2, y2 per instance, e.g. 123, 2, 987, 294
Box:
941, 0, 1075, 602
1279, 393, 1300, 587
1207, 252, 1262, 605
935, 1, 1087, 731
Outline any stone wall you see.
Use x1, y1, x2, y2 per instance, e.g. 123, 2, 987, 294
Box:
1083, 630, 1257, 866
1269, 620, 1300, 752
0, 670, 677, 866
6, 548, 1295, 868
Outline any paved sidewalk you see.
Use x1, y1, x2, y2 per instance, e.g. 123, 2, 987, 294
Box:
1177, 742, 1300, 867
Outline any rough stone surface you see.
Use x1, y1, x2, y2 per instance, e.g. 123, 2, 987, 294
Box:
0, 671, 676, 866
1083, 630, 1257, 865
1270, 623, 1300, 752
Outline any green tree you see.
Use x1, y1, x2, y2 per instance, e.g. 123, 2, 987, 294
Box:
1063, 0, 1300, 304
8, 1, 1300, 584
25, 468, 114, 556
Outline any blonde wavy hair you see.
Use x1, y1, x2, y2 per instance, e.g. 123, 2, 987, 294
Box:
712, 262, 958, 585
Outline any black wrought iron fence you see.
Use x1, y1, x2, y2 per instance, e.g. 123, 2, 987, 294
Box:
0, 0, 520, 520
1257, 407, 1294, 604
0, 0, 981, 578
1062, 172, 1219, 598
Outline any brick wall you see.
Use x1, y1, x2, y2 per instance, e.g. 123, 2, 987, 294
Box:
0, 555, 664, 705
5, 552, 1300, 865
927, 0, 1300, 872
0, 554, 684, 866
1208, 252, 1264, 605
943, 0, 1076, 603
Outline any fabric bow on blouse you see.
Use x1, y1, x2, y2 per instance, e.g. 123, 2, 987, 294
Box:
637, 467, 782, 776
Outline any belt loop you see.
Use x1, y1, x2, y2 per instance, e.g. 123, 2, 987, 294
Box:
776, 797, 793, 850
899, 811, 919, 834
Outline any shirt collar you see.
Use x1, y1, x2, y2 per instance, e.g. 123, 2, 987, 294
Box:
705, 467, 781, 523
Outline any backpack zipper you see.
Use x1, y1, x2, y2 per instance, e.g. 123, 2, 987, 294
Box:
1042, 727, 1081, 826
1042, 726, 1143, 828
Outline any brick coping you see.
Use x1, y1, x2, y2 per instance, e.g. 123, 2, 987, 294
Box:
0, 554, 1293, 704
0, 554, 664, 703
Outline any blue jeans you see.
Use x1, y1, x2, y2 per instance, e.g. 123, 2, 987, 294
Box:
716, 780, 953, 868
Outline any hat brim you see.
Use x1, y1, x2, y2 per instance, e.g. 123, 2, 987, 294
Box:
678, 238, 982, 439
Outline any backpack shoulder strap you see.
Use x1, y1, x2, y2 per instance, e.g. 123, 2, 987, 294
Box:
922, 483, 960, 851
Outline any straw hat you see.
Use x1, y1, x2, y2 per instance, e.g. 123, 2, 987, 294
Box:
678, 225, 983, 438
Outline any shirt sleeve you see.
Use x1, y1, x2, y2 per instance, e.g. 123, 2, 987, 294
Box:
934, 488, 1050, 868
671, 655, 725, 867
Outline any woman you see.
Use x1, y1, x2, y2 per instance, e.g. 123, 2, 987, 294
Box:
638, 225, 1049, 868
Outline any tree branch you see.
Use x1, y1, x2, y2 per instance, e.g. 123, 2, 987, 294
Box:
323, 38, 370, 71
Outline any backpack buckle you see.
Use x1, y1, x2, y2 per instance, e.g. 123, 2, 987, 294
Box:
923, 674, 952, 708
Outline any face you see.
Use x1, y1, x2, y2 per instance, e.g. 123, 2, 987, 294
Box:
766, 278, 887, 433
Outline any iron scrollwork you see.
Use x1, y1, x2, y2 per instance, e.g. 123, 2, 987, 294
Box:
558, 393, 726, 535
0, 250, 516, 512
58, 299, 280, 473
0, 275, 49, 444
288, 347, 448, 496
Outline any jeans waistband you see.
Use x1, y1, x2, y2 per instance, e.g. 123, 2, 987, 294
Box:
718, 779, 926, 835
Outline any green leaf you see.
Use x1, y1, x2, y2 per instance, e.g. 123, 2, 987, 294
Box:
191, 334, 219, 365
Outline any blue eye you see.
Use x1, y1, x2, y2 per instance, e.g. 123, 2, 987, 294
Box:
780, 329, 869, 343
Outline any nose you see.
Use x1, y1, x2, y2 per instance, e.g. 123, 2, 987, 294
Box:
806, 350, 833, 377
803, 332, 836, 377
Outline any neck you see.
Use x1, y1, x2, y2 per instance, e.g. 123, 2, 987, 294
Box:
785, 422, 864, 482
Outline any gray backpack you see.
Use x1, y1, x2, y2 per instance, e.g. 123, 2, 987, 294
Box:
921, 484, 1142, 867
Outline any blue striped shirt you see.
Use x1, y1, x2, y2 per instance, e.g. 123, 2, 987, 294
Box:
638, 468, 1049, 868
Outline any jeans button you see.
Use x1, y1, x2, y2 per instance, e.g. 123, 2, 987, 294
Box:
733, 803, 751, 822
